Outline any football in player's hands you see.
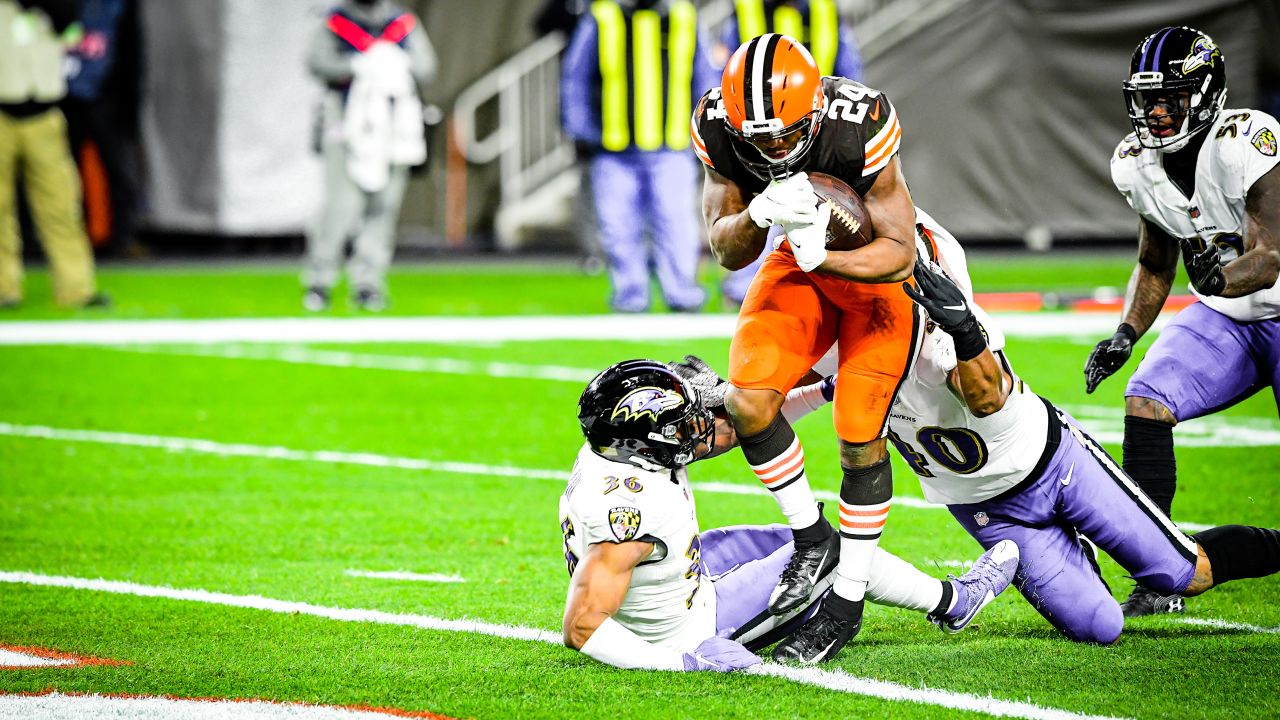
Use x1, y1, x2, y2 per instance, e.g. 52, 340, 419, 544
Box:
748, 173, 819, 228
681, 637, 761, 672
807, 172, 874, 251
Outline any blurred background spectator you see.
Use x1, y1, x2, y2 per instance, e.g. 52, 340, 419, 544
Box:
302, 0, 437, 312
63, 0, 141, 259
713, 0, 864, 306
0, 0, 107, 309
559, 0, 716, 313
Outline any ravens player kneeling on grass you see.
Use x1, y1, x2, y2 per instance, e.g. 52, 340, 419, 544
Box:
560, 360, 1018, 670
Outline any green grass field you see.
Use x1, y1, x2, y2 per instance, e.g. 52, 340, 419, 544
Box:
1, 257, 1276, 720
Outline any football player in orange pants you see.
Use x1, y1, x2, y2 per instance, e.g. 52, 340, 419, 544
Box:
692, 34, 923, 662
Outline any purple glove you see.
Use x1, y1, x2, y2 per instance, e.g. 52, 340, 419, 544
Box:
682, 637, 762, 672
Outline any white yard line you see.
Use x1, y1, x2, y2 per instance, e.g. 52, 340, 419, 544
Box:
344, 570, 464, 584
0, 312, 1171, 346
1174, 617, 1280, 634
0, 692, 454, 719
0, 649, 74, 668
112, 345, 598, 383
0, 422, 1223, 533
0, 571, 1126, 720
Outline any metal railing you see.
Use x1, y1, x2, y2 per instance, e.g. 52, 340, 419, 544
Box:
450, 0, 966, 237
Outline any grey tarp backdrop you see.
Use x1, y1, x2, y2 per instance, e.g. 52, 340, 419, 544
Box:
873, 0, 1264, 240
137, 0, 1273, 240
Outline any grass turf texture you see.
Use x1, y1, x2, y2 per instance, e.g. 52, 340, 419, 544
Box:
1, 259, 1276, 719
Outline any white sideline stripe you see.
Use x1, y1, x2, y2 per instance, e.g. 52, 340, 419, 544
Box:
750, 664, 1125, 720
0, 692, 443, 719
0, 422, 565, 481
113, 345, 598, 383
0, 572, 1125, 720
0, 312, 1172, 346
344, 570, 464, 584
0, 571, 557, 644
1175, 617, 1280, 634
0, 649, 73, 668
90, 347, 1280, 447
0, 422, 1221, 530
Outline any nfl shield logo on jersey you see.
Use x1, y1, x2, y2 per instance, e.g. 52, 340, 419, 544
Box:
974, 511, 990, 527
609, 507, 642, 542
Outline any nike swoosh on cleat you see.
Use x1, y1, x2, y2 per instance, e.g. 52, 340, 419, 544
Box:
807, 547, 831, 584
942, 303, 966, 311
813, 638, 840, 663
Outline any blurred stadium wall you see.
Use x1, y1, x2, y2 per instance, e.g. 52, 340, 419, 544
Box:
138, 0, 1275, 244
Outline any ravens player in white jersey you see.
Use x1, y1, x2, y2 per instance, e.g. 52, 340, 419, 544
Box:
1083, 27, 1280, 616
875, 220, 1280, 645
561, 360, 1017, 671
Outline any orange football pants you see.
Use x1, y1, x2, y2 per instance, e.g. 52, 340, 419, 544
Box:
729, 244, 921, 444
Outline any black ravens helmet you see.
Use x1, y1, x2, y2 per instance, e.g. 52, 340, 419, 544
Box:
1123, 26, 1227, 152
578, 360, 714, 471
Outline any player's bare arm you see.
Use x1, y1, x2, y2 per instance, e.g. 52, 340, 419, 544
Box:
816, 156, 916, 283
947, 351, 1012, 418
1121, 217, 1179, 336
1221, 163, 1280, 297
562, 539, 654, 649
703, 168, 769, 271
1083, 217, 1178, 394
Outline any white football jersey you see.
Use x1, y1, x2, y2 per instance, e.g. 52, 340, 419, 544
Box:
559, 444, 714, 652
1111, 108, 1280, 321
887, 216, 1051, 505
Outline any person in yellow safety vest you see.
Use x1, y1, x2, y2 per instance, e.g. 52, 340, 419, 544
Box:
560, 0, 717, 313
0, 0, 109, 309
717, 0, 863, 306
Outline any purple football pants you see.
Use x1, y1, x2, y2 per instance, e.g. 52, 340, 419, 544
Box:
948, 405, 1199, 644
701, 524, 828, 651
1127, 302, 1280, 420
590, 150, 707, 313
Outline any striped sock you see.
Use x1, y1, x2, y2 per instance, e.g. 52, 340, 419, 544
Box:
740, 415, 819, 530
833, 459, 893, 602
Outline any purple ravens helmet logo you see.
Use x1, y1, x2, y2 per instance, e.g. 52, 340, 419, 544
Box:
1180, 36, 1219, 74
610, 386, 685, 423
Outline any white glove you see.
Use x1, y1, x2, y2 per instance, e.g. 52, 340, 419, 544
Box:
783, 202, 831, 272
747, 172, 818, 229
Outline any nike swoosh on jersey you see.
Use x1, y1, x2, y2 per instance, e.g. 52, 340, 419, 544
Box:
867, 100, 881, 122
1062, 463, 1074, 486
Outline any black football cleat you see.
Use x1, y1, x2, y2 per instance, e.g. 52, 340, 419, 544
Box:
768, 516, 839, 615
1120, 584, 1185, 617
772, 599, 861, 664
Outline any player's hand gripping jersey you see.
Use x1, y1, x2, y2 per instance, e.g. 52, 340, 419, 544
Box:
559, 444, 714, 652
1111, 109, 1280, 320
885, 222, 1052, 505
692, 76, 901, 192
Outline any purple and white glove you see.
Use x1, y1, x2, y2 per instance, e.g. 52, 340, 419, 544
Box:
681, 637, 761, 672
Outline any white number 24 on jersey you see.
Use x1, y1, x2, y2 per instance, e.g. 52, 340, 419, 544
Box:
827, 85, 880, 123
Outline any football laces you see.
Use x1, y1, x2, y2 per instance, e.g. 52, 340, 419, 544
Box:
823, 198, 861, 239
